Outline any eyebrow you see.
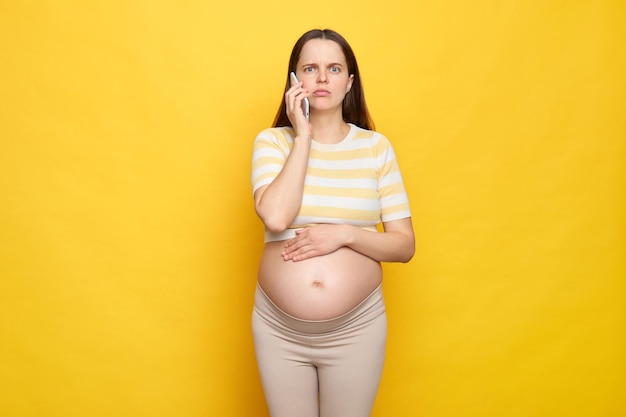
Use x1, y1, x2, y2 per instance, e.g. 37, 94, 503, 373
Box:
301, 62, 346, 68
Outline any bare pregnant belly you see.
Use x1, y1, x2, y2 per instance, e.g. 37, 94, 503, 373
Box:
257, 241, 383, 320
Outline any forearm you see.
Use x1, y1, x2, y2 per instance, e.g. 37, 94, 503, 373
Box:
255, 136, 311, 232
343, 222, 415, 263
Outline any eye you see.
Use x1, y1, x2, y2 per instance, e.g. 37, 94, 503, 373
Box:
304, 67, 315, 73
330, 66, 340, 73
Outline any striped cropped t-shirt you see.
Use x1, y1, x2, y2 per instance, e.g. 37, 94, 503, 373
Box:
251, 123, 411, 242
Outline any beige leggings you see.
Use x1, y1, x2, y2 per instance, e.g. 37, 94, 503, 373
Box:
252, 284, 387, 417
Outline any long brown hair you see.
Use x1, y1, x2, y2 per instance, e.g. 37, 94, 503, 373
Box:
272, 29, 375, 131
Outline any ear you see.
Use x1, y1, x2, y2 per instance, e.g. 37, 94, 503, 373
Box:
346, 74, 354, 94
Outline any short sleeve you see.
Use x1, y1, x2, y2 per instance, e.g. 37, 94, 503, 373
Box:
375, 135, 411, 222
251, 128, 293, 194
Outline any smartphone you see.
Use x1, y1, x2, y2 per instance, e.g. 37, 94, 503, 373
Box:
290, 71, 310, 122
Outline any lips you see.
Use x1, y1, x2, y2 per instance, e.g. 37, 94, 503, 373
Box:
313, 89, 330, 96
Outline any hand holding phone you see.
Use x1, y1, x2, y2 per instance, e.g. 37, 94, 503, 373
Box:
290, 72, 310, 122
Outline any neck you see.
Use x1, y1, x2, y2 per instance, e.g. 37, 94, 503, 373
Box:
310, 112, 350, 144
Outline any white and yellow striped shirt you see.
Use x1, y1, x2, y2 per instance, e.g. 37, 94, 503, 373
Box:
251, 123, 411, 242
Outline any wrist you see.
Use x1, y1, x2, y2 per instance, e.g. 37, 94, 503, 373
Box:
342, 224, 356, 247
294, 134, 312, 144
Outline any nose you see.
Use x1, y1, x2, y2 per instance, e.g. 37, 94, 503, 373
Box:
317, 70, 328, 84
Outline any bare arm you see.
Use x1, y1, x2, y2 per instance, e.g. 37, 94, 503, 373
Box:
254, 135, 311, 233
282, 217, 415, 263
254, 80, 311, 233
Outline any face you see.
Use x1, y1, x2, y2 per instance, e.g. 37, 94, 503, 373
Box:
294, 39, 354, 113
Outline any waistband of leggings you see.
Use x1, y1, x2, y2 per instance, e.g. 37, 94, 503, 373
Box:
254, 282, 384, 334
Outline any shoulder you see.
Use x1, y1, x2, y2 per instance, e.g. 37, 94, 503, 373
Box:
253, 127, 296, 159
255, 126, 295, 144
348, 124, 394, 155
350, 124, 391, 145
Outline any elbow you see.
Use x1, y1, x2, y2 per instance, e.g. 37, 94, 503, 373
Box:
401, 250, 415, 263
398, 249, 414, 263
257, 211, 292, 234
264, 220, 290, 235
254, 197, 294, 234
400, 239, 416, 263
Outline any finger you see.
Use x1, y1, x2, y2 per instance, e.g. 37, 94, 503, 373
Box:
283, 236, 298, 249
285, 229, 305, 247
291, 248, 316, 262
283, 245, 307, 261
286, 90, 304, 119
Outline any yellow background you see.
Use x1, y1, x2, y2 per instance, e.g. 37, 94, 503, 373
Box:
1, 1, 624, 416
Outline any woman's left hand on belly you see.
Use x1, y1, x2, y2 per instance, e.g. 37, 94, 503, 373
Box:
282, 224, 349, 262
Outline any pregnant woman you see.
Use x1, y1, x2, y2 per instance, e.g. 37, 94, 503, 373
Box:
250, 28, 415, 417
